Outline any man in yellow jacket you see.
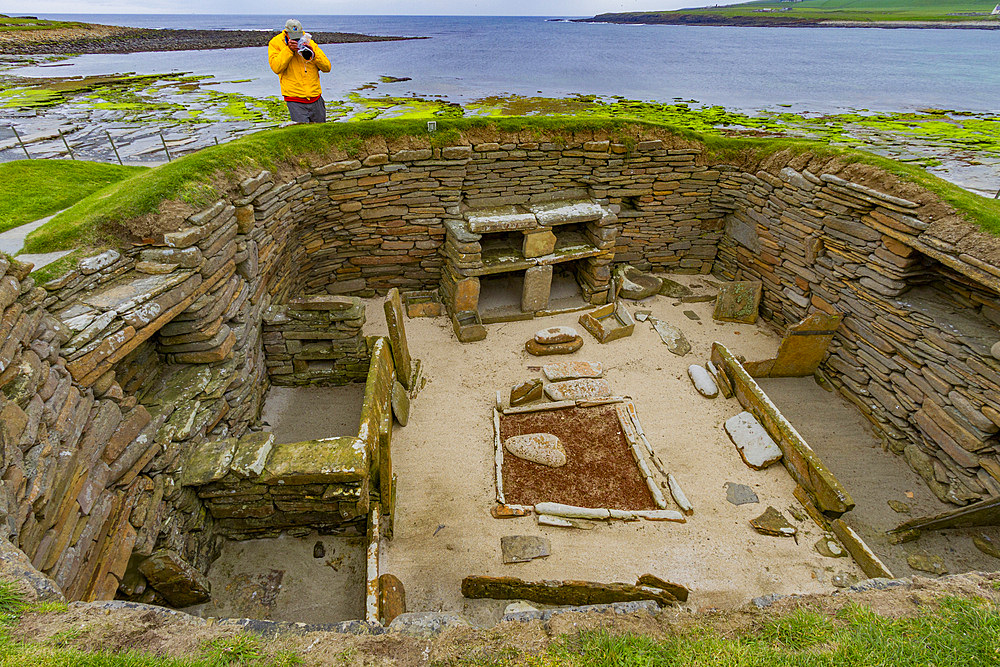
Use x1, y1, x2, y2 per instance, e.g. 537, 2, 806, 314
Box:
268, 19, 332, 123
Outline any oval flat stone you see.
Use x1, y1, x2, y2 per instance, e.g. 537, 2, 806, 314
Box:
543, 378, 611, 401
525, 337, 583, 356
534, 326, 579, 345
687, 364, 719, 398
504, 433, 566, 468
724, 411, 782, 470
542, 360, 603, 382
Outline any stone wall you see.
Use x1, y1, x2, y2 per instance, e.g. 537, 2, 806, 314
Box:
262, 295, 369, 386
2, 125, 999, 608
714, 166, 1000, 506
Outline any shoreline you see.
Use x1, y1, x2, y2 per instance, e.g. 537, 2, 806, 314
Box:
576, 14, 1000, 30
0, 22, 425, 55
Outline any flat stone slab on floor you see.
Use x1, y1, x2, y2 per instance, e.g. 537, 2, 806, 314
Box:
725, 411, 783, 470
750, 506, 797, 537
542, 360, 603, 382
543, 378, 611, 401
650, 317, 691, 356
500, 536, 551, 564
725, 482, 759, 506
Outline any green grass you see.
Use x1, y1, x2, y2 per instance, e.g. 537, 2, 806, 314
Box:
22, 115, 1000, 259
0, 16, 88, 32
597, 0, 1000, 23
544, 599, 1000, 666
0, 160, 146, 234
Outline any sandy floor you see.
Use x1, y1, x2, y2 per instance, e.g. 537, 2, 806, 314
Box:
193, 533, 365, 623
761, 378, 1000, 580
362, 275, 865, 623
261, 384, 366, 443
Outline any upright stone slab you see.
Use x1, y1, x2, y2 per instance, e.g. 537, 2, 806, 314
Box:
522, 265, 553, 312
713, 280, 763, 324
523, 230, 557, 259
384, 288, 414, 389
768, 312, 844, 377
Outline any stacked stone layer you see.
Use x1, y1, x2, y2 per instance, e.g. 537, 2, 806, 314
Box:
262, 295, 369, 386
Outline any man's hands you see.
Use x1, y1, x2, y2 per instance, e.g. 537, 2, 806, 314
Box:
288, 39, 299, 52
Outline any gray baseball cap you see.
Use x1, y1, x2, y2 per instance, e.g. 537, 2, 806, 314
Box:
284, 19, 304, 40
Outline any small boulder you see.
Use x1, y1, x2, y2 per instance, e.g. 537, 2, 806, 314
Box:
659, 278, 692, 298
534, 326, 580, 345
814, 536, 847, 558
725, 482, 759, 506
887, 499, 911, 514
973, 534, 1000, 559
687, 365, 719, 398
504, 601, 539, 615
492, 504, 532, 519
504, 433, 567, 468
650, 318, 691, 356
500, 535, 551, 564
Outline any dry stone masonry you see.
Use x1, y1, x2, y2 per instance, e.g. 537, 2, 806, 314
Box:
0, 125, 998, 612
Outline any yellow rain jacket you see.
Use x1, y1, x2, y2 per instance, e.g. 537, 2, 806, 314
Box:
268, 32, 331, 101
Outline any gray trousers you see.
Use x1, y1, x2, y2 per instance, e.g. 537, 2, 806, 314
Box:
286, 98, 326, 123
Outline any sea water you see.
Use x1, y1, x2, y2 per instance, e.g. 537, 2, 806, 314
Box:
23, 14, 1000, 113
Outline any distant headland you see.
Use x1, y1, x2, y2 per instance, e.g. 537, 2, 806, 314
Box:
578, 0, 1000, 29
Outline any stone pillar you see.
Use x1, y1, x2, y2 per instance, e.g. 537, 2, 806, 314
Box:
522, 265, 553, 312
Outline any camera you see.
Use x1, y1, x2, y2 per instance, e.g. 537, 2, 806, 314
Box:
298, 32, 314, 61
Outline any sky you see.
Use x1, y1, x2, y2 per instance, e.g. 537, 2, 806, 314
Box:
1, 1, 716, 16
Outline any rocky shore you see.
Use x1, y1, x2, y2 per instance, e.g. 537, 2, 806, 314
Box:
0, 23, 422, 55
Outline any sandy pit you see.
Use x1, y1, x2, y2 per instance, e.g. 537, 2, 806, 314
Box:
761, 377, 1000, 581
262, 384, 366, 443
352, 274, 866, 624
192, 533, 365, 624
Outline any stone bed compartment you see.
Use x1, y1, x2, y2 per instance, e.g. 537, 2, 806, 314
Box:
2, 124, 999, 630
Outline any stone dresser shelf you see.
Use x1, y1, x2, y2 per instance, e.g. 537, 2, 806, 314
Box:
471, 233, 603, 277
440, 198, 620, 340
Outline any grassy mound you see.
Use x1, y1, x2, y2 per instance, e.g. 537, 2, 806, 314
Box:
20, 117, 1000, 258
0, 160, 146, 235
